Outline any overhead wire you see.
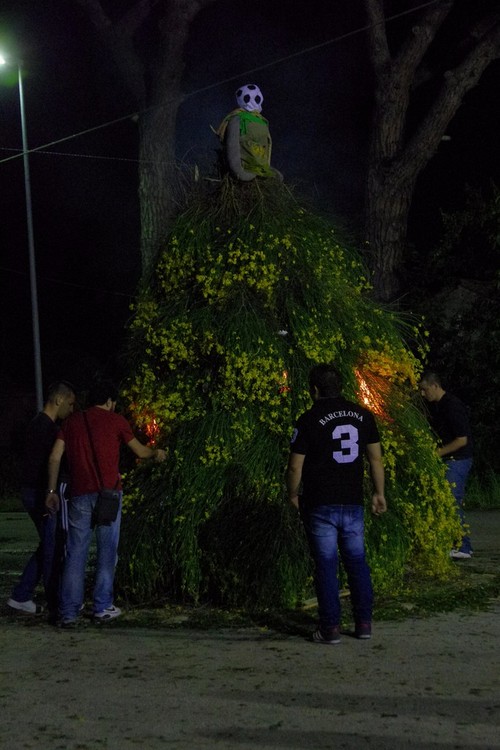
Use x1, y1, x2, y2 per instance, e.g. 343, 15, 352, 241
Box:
0, 0, 442, 300
0, 0, 441, 167
0, 264, 136, 298
0, 145, 159, 165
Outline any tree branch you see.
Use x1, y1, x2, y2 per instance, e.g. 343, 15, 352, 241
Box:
157, 0, 218, 36
116, 0, 161, 37
392, 1, 453, 86
364, 0, 391, 76
470, 9, 500, 42
398, 19, 500, 182
75, 0, 152, 103
74, 0, 111, 31
364, 0, 454, 157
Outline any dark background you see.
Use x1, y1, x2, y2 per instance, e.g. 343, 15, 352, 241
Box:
1, 0, 499, 403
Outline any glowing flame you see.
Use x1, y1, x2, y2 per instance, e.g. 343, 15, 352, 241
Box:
143, 416, 160, 446
355, 369, 387, 418
278, 369, 291, 394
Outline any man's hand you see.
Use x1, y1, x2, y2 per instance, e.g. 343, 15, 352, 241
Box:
154, 449, 167, 462
372, 493, 387, 515
45, 492, 60, 514
286, 453, 305, 510
288, 494, 300, 510
437, 436, 467, 458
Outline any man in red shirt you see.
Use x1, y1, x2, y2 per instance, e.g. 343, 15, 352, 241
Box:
46, 380, 166, 627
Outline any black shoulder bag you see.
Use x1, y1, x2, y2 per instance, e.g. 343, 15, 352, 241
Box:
83, 411, 121, 527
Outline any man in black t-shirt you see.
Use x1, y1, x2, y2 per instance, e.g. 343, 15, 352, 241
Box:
286, 364, 386, 644
7, 381, 75, 617
420, 371, 473, 559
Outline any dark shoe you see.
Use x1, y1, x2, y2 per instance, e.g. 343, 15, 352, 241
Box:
48, 610, 60, 626
59, 619, 78, 629
7, 598, 44, 615
355, 622, 372, 640
312, 626, 341, 645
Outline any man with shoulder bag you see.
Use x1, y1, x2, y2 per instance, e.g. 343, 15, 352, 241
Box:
46, 380, 166, 627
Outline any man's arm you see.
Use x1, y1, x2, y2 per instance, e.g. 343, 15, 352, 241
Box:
45, 438, 66, 513
437, 397, 470, 457
286, 452, 305, 509
127, 438, 166, 462
366, 442, 386, 515
437, 436, 467, 458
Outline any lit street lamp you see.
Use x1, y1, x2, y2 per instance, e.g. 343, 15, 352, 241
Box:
0, 54, 43, 412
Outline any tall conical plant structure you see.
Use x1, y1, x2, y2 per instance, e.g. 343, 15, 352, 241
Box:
119, 178, 461, 609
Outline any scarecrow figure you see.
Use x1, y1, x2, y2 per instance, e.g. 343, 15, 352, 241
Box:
216, 84, 282, 181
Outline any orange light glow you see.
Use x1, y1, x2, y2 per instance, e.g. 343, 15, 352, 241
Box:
278, 369, 291, 394
143, 416, 160, 446
355, 369, 389, 419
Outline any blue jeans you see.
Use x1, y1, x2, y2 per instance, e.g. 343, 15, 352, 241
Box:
11, 488, 59, 611
302, 504, 373, 628
59, 492, 122, 621
445, 458, 473, 554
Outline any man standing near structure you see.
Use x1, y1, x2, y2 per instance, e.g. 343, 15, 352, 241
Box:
286, 363, 386, 644
46, 380, 166, 627
7, 381, 76, 618
420, 371, 473, 559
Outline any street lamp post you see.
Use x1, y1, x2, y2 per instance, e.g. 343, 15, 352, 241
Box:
1, 56, 43, 412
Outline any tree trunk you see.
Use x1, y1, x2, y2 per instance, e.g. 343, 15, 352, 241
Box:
138, 107, 179, 277
363, 0, 500, 302
75, 0, 217, 277
366, 169, 415, 302
138, 0, 209, 275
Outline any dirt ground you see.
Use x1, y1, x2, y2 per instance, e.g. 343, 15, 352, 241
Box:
1, 510, 499, 750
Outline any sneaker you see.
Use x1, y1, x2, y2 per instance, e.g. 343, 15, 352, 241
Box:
355, 622, 372, 640
7, 598, 44, 615
450, 549, 473, 559
312, 626, 341, 645
94, 605, 122, 621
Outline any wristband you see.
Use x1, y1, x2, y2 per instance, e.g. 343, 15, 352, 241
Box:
46, 489, 57, 494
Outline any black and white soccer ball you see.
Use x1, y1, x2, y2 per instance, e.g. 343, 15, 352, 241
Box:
235, 84, 264, 112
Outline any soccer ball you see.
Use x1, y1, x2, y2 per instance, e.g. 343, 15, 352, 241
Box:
235, 84, 263, 112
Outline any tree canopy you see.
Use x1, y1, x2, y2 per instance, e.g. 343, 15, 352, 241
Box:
364, 0, 500, 299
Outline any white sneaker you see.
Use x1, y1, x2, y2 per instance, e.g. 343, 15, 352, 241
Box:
7, 598, 44, 615
94, 605, 122, 621
450, 549, 473, 559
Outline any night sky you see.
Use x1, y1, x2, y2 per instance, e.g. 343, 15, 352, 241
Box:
1, 0, 499, 398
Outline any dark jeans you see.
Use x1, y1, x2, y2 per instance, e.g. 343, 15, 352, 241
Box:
11, 488, 63, 612
302, 504, 373, 628
445, 458, 473, 554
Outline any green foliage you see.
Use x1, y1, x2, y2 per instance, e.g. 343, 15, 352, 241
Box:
411, 184, 500, 472
119, 177, 461, 608
437, 184, 500, 280
466, 471, 500, 510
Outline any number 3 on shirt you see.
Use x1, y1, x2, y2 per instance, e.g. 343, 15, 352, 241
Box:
332, 424, 359, 464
